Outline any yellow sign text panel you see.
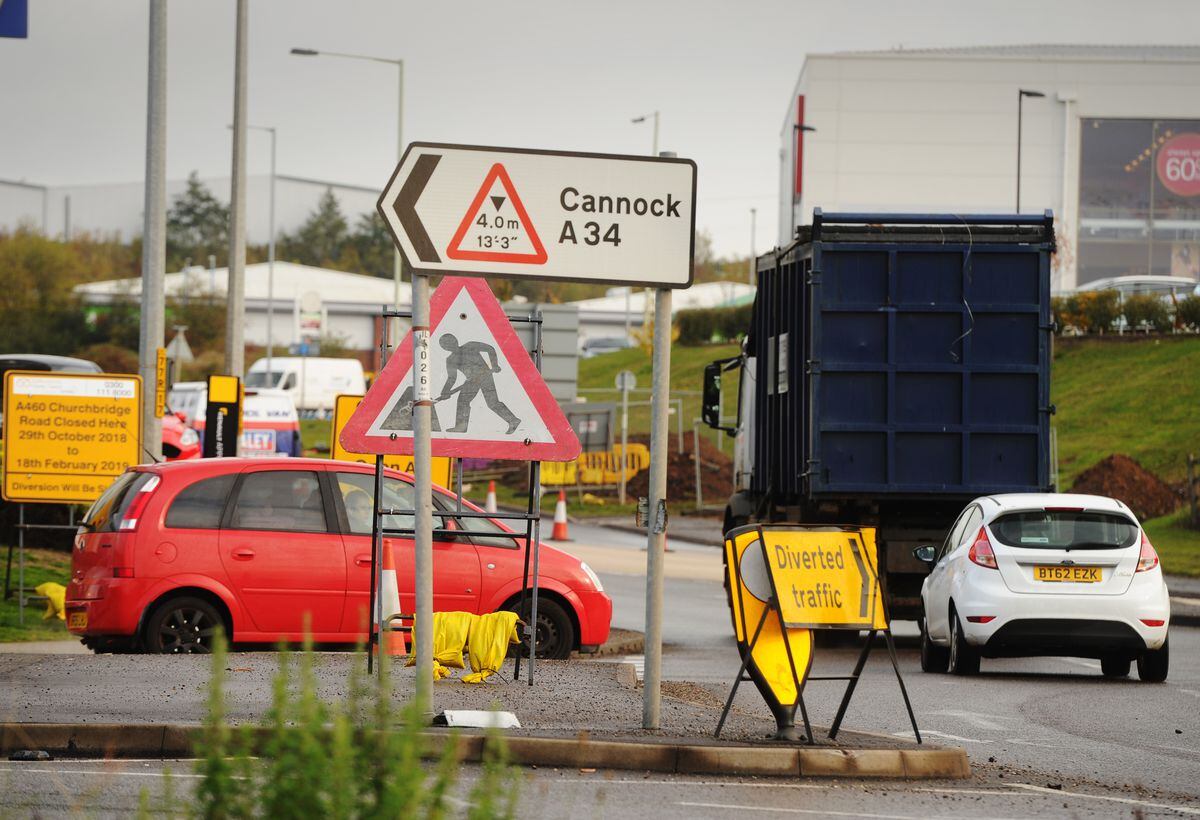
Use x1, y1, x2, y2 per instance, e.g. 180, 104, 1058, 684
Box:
3, 371, 142, 504
761, 527, 887, 630
330, 394, 452, 488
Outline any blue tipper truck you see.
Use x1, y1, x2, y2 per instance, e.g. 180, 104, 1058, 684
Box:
703, 210, 1057, 619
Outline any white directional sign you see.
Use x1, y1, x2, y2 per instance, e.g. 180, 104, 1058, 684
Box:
378, 143, 697, 288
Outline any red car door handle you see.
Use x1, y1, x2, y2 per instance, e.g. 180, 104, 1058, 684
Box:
355, 555, 372, 567
232, 548, 256, 560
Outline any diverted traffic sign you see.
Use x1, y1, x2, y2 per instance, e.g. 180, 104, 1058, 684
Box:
378, 143, 697, 287
329, 394, 452, 488
2, 371, 142, 504
340, 277, 581, 461
718, 524, 915, 743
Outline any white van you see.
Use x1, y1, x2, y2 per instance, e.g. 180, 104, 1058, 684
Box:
244, 357, 366, 416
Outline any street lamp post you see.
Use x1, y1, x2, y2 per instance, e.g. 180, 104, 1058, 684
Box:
249, 126, 277, 383
291, 48, 405, 315
1017, 89, 1045, 214
749, 207, 757, 284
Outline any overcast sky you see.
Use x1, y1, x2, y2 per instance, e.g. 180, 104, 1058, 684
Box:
2, 0, 1198, 258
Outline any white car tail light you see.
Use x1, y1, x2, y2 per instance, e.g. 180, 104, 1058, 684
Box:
1135, 531, 1159, 573
968, 527, 998, 569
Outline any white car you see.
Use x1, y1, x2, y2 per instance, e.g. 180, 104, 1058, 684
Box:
916, 493, 1170, 682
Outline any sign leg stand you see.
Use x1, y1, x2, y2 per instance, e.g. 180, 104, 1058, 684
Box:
715, 604, 771, 739
642, 287, 673, 730
828, 630, 875, 741
884, 630, 922, 743
17, 504, 25, 626
367, 454, 384, 675
412, 272, 434, 711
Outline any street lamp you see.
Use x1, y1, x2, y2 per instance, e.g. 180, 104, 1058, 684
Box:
749, 208, 757, 284
248, 126, 277, 383
631, 111, 660, 156
291, 47, 405, 315
1017, 89, 1045, 213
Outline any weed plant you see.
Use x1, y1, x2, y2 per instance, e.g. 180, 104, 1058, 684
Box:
140, 633, 519, 819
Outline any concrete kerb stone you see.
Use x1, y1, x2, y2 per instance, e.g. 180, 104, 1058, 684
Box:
0, 723, 968, 779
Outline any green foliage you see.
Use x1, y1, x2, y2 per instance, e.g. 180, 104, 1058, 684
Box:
1176, 295, 1200, 331
0, 228, 94, 354
676, 303, 753, 345
184, 634, 520, 818
279, 188, 350, 269
74, 342, 139, 374
1121, 293, 1172, 332
1141, 508, 1200, 577
167, 173, 231, 271
0, 547, 72, 643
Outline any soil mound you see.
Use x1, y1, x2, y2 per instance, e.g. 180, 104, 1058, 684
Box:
625, 433, 734, 504
1069, 454, 1180, 521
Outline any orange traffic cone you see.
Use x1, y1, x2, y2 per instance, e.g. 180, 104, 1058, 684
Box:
379, 540, 406, 656
551, 489, 570, 541
485, 480, 498, 513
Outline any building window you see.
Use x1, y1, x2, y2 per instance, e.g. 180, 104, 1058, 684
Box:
1078, 118, 1200, 286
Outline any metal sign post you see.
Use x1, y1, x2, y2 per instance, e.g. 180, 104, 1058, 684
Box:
410, 272, 434, 708
642, 287, 673, 730
615, 370, 636, 505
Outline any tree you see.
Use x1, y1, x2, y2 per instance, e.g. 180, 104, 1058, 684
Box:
0, 228, 93, 354
166, 172, 230, 271
280, 188, 349, 268
346, 212, 394, 278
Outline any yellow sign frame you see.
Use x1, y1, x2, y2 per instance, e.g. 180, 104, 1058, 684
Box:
330, 394, 452, 488
717, 523, 920, 744
2, 370, 142, 504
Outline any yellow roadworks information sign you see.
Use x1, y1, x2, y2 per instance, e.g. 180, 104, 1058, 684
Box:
330, 394, 451, 489
3, 371, 142, 504
761, 527, 888, 630
725, 527, 813, 714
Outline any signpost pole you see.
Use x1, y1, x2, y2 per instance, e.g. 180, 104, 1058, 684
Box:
225, 0, 248, 378
411, 272, 434, 709
17, 505, 24, 626
619, 381, 629, 505
138, 0, 167, 462
642, 286, 673, 729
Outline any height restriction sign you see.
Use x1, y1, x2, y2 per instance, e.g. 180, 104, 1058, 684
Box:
378, 143, 697, 287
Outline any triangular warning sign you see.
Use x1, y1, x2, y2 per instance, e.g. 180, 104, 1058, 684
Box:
446, 163, 548, 264
339, 277, 580, 461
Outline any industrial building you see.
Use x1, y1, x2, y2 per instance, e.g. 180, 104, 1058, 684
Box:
779, 45, 1200, 291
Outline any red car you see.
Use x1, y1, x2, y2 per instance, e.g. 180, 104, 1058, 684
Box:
161, 413, 201, 461
65, 458, 611, 658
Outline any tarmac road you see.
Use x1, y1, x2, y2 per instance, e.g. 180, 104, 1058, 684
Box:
4, 758, 1200, 818
567, 519, 1200, 805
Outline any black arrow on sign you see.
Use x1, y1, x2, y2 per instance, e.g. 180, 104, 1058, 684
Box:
848, 534, 873, 620
393, 153, 441, 263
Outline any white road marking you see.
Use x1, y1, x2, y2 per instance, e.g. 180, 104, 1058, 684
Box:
552, 778, 821, 789
1180, 689, 1200, 698
0, 767, 206, 779
1061, 658, 1101, 670
677, 803, 929, 819
892, 729, 992, 744
928, 710, 1007, 730
1172, 596, 1200, 606
1009, 783, 1200, 815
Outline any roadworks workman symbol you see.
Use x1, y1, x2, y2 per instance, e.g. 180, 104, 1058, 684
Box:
339, 277, 580, 461
447, 163, 547, 264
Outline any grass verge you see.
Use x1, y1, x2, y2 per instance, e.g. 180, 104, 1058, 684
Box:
1142, 508, 1200, 578
0, 546, 72, 642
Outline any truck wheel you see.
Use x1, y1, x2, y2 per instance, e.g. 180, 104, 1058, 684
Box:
920, 620, 949, 673
1137, 638, 1169, 683
948, 610, 980, 676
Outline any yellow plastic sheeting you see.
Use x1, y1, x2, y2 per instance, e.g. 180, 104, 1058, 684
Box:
35, 582, 66, 621
463, 611, 520, 684
725, 529, 813, 710
406, 611, 472, 679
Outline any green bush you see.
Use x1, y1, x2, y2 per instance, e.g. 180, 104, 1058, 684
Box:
677, 303, 753, 345
1050, 295, 1072, 334
1121, 293, 1172, 333
1076, 290, 1121, 334
1176, 294, 1200, 332
154, 634, 520, 819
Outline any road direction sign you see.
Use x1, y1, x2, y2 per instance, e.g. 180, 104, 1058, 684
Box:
330, 394, 452, 487
339, 277, 581, 461
759, 527, 887, 630
2, 371, 142, 504
378, 143, 697, 287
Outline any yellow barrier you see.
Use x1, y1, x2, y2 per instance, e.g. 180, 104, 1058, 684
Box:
541, 444, 650, 486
